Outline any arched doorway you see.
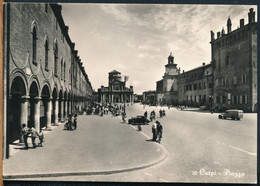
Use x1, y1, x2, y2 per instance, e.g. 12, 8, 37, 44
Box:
64, 91, 67, 119
28, 81, 39, 129
9, 76, 27, 143
40, 85, 50, 129
52, 88, 58, 124
58, 90, 64, 121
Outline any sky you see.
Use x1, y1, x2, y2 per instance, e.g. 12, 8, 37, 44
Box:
61, 3, 257, 94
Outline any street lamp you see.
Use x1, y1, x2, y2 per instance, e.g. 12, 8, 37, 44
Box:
123, 75, 128, 116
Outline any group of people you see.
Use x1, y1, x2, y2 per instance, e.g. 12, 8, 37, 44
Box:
21, 124, 44, 149
159, 109, 166, 117
152, 120, 163, 143
64, 114, 78, 130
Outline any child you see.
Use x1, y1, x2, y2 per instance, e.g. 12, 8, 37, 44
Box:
38, 129, 44, 147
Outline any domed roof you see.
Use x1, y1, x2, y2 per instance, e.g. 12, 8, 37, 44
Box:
109, 70, 121, 74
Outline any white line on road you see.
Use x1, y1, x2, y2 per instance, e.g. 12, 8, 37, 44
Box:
129, 125, 151, 139
160, 178, 169, 182
228, 145, 257, 156
145, 172, 152, 176
216, 141, 256, 156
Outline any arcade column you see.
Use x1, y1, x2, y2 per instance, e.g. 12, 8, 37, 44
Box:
54, 99, 59, 125
64, 99, 68, 119
60, 98, 64, 122
46, 98, 52, 130
34, 97, 41, 132
20, 96, 29, 126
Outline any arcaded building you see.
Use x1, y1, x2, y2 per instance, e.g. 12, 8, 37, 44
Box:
3, 3, 93, 158
98, 70, 134, 104
210, 8, 257, 112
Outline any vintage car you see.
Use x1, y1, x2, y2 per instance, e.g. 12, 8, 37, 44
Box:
218, 109, 243, 120
128, 115, 150, 125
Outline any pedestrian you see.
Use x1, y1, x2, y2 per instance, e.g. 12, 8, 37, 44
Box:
138, 124, 142, 131
150, 112, 154, 122
157, 121, 163, 143
21, 124, 29, 149
162, 110, 166, 117
73, 114, 77, 130
38, 129, 44, 147
152, 121, 158, 141
29, 127, 38, 148
159, 110, 162, 117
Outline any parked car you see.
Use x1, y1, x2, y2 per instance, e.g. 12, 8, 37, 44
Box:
218, 109, 243, 120
128, 116, 150, 125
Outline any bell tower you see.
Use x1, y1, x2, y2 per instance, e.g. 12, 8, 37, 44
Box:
165, 52, 179, 76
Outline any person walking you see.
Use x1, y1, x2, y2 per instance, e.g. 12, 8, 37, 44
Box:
157, 121, 163, 144
21, 124, 29, 149
73, 114, 78, 130
152, 121, 158, 141
29, 127, 38, 148
38, 129, 44, 147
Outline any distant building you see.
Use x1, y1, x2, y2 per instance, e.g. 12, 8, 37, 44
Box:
177, 63, 214, 107
143, 90, 157, 106
210, 8, 257, 112
98, 70, 134, 104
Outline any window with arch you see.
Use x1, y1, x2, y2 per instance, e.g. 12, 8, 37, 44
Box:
54, 42, 58, 76
64, 62, 66, 81
45, 38, 49, 71
61, 59, 63, 80
32, 26, 37, 65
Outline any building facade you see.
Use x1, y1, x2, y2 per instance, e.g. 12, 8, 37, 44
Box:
98, 70, 134, 104
177, 63, 214, 107
146, 8, 257, 112
3, 3, 93, 159
210, 8, 257, 112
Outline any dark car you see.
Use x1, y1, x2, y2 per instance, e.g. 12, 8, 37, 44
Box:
128, 115, 150, 125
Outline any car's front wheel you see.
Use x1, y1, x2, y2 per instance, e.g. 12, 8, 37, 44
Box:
218, 115, 223, 119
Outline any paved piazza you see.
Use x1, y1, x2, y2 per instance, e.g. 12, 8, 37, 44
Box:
13, 104, 257, 183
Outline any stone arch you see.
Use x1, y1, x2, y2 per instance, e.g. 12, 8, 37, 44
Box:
8, 76, 27, 144
31, 20, 38, 34
9, 69, 28, 96
28, 79, 40, 129
40, 84, 51, 129
52, 86, 58, 125
58, 89, 64, 121
28, 76, 40, 97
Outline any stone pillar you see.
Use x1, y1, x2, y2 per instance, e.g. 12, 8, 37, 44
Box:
20, 96, 29, 126
34, 97, 41, 132
54, 99, 59, 125
64, 99, 68, 120
68, 100, 71, 115
46, 98, 52, 129
60, 98, 64, 122
20, 96, 29, 142
121, 94, 123, 103
112, 94, 114, 103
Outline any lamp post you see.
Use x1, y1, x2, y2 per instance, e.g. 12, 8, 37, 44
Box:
123, 75, 128, 117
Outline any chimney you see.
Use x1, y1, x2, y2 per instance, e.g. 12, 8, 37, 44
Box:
240, 19, 244, 27
248, 8, 255, 23
211, 31, 215, 41
183, 70, 185, 73
217, 32, 221, 38
202, 63, 205, 66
